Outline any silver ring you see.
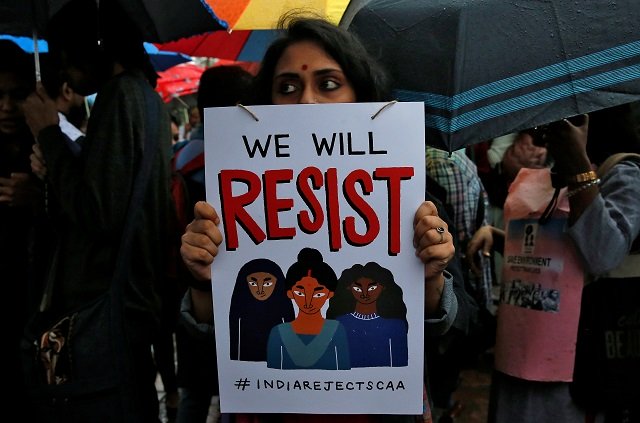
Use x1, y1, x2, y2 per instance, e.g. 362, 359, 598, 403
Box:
435, 227, 445, 244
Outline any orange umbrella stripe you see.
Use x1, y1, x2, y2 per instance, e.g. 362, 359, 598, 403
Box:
204, 0, 251, 28
203, 0, 351, 30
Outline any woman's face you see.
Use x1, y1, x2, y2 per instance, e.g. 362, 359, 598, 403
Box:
271, 40, 356, 105
349, 277, 384, 305
0, 71, 29, 135
246, 271, 277, 301
287, 274, 333, 315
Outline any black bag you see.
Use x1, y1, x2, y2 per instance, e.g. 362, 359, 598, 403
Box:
20, 82, 159, 422
570, 153, 640, 419
20, 294, 132, 422
570, 271, 640, 418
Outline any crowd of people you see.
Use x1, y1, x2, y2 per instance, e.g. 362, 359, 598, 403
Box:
3, 0, 639, 422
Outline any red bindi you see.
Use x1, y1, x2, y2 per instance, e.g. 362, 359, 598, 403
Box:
301, 64, 308, 71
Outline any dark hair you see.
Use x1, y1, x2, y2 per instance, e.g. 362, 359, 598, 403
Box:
46, 0, 159, 88
587, 101, 640, 166
197, 65, 254, 116
285, 248, 338, 292
326, 262, 408, 325
0, 40, 35, 92
229, 258, 292, 316
251, 14, 391, 105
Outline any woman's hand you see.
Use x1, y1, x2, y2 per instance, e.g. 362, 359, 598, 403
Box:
30, 144, 47, 180
413, 201, 455, 315
544, 114, 590, 177
180, 201, 223, 282
0, 172, 41, 208
413, 201, 455, 279
22, 83, 59, 138
466, 225, 495, 276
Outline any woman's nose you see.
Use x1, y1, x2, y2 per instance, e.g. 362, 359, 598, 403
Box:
298, 86, 317, 104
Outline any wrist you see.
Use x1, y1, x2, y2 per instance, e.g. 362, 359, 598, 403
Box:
567, 170, 598, 185
189, 278, 212, 292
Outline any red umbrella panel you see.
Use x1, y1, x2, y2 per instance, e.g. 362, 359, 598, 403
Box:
156, 63, 205, 103
155, 29, 278, 62
156, 61, 260, 103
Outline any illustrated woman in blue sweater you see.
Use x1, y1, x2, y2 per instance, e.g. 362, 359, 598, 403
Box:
327, 262, 408, 367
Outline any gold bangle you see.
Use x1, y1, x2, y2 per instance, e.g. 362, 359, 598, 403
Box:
566, 178, 600, 198
569, 170, 597, 184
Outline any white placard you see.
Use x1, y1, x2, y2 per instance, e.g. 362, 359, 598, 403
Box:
205, 102, 426, 414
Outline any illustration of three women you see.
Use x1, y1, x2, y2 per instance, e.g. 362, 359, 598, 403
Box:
229, 248, 408, 370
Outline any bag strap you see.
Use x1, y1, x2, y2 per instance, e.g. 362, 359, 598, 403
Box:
596, 152, 640, 178
596, 152, 640, 253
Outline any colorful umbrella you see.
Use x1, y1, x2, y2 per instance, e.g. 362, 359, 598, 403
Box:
156, 60, 259, 103
348, 0, 640, 152
155, 29, 278, 62
156, 1, 353, 62
0, 35, 191, 72
204, 0, 352, 30
156, 63, 206, 103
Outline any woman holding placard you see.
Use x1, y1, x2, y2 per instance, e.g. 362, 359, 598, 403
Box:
179, 14, 469, 423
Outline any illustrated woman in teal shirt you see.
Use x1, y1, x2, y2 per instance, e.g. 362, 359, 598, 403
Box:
266, 248, 350, 370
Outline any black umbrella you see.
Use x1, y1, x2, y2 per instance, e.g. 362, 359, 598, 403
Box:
0, 0, 225, 42
346, 0, 640, 152
0, 0, 224, 80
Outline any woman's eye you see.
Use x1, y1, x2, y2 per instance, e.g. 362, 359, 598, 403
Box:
279, 83, 298, 94
263, 282, 273, 287
320, 79, 340, 91
368, 285, 378, 292
248, 281, 257, 287
352, 287, 362, 293
313, 292, 327, 298
293, 290, 305, 297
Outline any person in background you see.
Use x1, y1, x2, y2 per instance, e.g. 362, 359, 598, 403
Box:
179, 14, 470, 423
425, 147, 494, 422
22, 0, 173, 420
185, 105, 201, 140
467, 104, 640, 423
173, 65, 253, 423
170, 115, 182, 146
0, 38, 41, 422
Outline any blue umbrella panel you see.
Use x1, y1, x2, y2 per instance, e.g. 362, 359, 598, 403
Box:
0, 35, 191, 72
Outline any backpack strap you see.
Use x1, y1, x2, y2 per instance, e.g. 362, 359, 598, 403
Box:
596, 152, 640, 178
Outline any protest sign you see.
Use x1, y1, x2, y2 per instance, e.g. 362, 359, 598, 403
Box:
205, 102, 425, 414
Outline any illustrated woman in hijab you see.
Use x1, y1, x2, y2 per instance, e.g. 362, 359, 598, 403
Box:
327, 262, 408, 367
266, 248, 351, 370
229, 258, 295, 361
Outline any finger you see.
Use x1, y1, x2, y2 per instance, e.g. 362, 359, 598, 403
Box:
413, 201, 438, 226
35, 81, 50, 101
180, 243, 214, 282
194, 201, 220, 224
181, 231, 218, 263
10, 173, 30, 182
414, 214, 448, 249
32, 144, 46, 161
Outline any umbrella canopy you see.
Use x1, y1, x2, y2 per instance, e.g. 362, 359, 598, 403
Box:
156, 63, 206, 103
204, 0, 352, 30
348, 0, 640, 152
157, 1, 355, 63
155, 29, 278, 62
0, 35, 191, 72
156, 60, 259, 103
0, 0, 224, 43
